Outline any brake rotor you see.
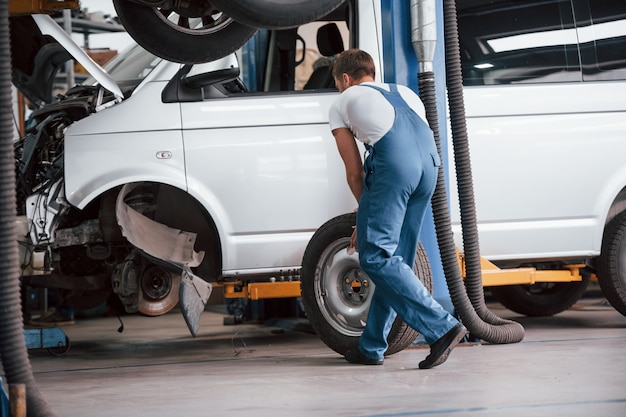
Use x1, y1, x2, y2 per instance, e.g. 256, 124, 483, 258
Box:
137, 265, 181, 316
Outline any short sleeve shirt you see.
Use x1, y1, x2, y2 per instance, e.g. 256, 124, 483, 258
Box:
328, 82, 428, 146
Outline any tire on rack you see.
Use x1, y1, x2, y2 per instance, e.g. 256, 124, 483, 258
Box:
597, 211, 626, 316
489, 274, 590, 317
113, 0, 257, 64
300, 213, 433, 356
209, 0, 345, 29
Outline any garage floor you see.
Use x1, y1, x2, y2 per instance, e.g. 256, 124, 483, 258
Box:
24, 289, 626, 417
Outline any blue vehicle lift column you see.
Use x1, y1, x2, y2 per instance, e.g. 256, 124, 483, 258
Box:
380, 0, 455, 313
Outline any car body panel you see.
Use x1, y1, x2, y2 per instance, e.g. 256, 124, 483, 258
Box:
451, 82, 626, 261
450, 0, 626, 265
64, 80, 185, 208
181, 93, 355, 271
13, 0, 626, 307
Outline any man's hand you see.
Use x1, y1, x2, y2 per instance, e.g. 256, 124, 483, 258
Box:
347, 225, 358, 255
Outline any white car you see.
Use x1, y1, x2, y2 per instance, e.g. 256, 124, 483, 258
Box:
12, 0, 626, 351
449, 0, 626, 317
14, 4, 424, 354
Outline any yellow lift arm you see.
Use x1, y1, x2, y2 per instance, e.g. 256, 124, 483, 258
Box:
223, 253, 584, 301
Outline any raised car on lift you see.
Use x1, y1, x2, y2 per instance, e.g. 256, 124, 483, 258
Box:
11, 0, 626, 352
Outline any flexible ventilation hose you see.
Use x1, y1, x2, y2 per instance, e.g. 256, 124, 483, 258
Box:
0, 3, 56, 416
442, 0, 520, 327
413, 0, 525, 343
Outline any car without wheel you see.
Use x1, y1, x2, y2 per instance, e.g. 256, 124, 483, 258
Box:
11, 0, 626, 355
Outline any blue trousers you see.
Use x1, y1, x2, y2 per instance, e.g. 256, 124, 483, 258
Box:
356, 85, 459, 361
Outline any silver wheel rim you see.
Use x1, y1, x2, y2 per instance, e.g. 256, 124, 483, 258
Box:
155, 4, 234, 37
314, 237, 374, 337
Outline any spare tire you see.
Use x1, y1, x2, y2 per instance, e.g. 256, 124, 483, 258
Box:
300, 213, 433, 356
113, 0, 257, 64
209, 0, 345, 29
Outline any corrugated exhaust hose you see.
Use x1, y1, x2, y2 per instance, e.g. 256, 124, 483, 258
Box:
413, 0, 525, 343
0, 3, 56, 415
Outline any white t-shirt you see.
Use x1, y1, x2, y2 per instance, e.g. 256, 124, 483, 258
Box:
328, 82, 428, 146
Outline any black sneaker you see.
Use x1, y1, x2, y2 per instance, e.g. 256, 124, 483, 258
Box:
418, 323, 466, 369
344, 349, 384, 365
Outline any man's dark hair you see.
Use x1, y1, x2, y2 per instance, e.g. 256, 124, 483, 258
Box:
332, 49, 376, 80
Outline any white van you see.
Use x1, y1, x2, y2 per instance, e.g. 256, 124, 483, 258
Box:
451, 0, 626, 315
11, 0, 626, 350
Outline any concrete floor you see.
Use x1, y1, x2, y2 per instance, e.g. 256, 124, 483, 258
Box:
25, 291, 626, 417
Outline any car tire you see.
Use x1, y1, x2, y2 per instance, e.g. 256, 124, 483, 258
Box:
489, 274, 590, 317
209, 0, 345, 29
300, 213, 432, 356
597, 212, 626, 316
113, 0, 257, 64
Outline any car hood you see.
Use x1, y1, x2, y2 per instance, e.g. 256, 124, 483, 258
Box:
10, 14, 123, 107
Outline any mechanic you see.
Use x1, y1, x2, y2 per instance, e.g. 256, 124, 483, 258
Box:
328, 49, 466, 368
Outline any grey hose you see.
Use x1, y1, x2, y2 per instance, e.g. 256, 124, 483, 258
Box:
0, 4, 56, 415
416, 0, 525, 343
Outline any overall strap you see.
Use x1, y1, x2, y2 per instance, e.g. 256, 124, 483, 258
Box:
360, 83, 409, 109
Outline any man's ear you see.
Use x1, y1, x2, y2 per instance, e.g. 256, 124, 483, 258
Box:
342, 73, 351, 86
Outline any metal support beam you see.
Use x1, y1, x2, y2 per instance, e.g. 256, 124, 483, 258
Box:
456, 251, 584, 287
9, 0, 79, 16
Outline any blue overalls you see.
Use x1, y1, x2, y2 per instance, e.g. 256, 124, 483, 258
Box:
356, 84, 459, 361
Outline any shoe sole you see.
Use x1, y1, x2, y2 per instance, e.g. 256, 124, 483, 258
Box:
418, 326, 466, 369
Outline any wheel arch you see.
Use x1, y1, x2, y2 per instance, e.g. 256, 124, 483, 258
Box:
86, 181, 224, 282
604, 187, 626, 227
593, 175, 626, 253
66, 169, 187, 211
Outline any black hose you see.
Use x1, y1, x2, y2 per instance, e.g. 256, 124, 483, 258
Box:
0, 5, 56, 416
443, 0, 519, 327
418, 0, 525, 343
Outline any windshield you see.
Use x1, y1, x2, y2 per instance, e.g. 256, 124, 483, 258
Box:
84, 43, 162, 86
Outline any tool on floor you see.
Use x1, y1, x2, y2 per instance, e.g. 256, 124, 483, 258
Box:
24, 327, 69, 356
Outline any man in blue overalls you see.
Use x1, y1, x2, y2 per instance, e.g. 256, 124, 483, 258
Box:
328, 49, 466, 368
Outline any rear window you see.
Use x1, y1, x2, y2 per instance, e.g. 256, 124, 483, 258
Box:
458, 0, 626, 85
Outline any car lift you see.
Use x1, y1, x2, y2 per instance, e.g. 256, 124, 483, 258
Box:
221, 256, 584, 307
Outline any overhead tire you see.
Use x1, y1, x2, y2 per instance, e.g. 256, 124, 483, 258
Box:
489, 274, 590, 317
113, 0, 257, 64
597, 212, 626, 316
300, 213, 432, 356
209, 0, 345, 29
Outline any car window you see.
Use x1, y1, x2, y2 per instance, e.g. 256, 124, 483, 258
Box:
237, 1, 351, 94
458, 0, 581, 85
575, 0, 626, 81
